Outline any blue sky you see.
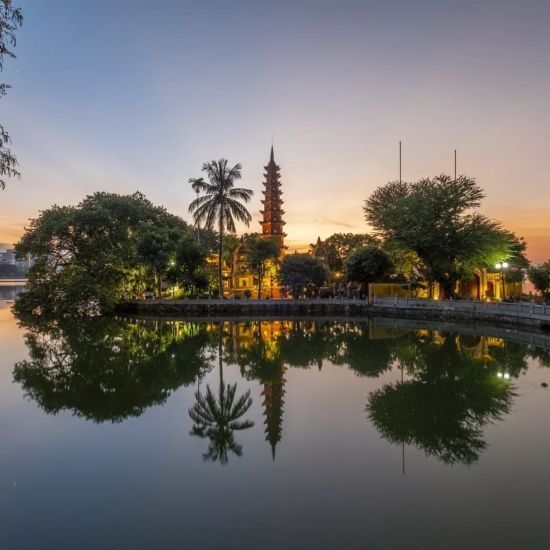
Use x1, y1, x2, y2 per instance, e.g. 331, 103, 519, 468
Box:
2, 0, 550, 260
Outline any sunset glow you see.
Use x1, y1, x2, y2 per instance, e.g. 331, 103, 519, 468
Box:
1, 1, 549, 262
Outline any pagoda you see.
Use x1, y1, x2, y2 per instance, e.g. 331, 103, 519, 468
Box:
259, 146, 287, 257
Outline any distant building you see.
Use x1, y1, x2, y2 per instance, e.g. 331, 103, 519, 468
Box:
0, 249, 15, 264
310, 237, 330, 268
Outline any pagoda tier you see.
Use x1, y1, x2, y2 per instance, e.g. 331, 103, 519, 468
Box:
259, 145, 287, 257
259, 209, 286, 215
259, 220, 287, 226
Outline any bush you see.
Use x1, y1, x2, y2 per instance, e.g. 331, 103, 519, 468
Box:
319, 288, 333, 299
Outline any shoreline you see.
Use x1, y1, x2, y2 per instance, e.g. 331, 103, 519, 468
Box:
117, 299, 550, 332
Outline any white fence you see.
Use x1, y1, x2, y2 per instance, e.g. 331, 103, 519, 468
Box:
372, 294, 550, 322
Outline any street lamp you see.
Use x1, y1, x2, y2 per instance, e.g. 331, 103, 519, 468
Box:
170, 261, 175, 298
495, 262, 509, 301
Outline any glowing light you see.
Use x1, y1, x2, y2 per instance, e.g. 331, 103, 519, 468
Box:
504, 373, 510, 380
502, 262, 509, 268
495, 263, 502, 269
497, 372, 503, 378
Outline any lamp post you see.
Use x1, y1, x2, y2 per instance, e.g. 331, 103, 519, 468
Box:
495, 262, 509, 301
170, 261, 175, 299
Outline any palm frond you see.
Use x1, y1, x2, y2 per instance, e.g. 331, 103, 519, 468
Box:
189, 177, 209, 194
227, 187, 253, 203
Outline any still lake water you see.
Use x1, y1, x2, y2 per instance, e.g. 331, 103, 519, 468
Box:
2, 283, 550, 549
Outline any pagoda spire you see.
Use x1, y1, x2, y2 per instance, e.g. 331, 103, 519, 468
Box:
259, 145, 287, 257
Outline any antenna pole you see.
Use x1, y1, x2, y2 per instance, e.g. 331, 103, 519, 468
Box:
399, 141, 402, 183
399, 142, 403, 272
454, 149, 457, 180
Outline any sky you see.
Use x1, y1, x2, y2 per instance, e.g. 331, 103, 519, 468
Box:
1, 0, 549, 261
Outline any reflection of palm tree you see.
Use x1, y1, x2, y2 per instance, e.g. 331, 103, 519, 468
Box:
189, 383, 254, 464
189, 324, 254, 465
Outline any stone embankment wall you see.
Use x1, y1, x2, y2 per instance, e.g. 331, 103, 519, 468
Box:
119, 298, 550, 330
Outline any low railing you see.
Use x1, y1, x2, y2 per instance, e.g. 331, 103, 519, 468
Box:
372, 294, 550, 321
127, 296, 361, 306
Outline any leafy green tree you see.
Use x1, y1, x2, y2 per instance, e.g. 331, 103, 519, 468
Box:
14, 192, 189, 315
322, 233, 379, 274
174, 234, 208, 293
189, 159, 253, 299
364, 175, 514, 299
221, 233, 240, 277
344, 245, 394, 293
137, 226, 185, 296
244, 234, 280, 298
528, 262, 550, 304
502, 236, 530, 288
278, 254, 327, 298
0, 0, 23, 189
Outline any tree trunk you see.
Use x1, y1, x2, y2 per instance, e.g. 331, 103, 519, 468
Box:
218, 209, 224, 299
257, 269, 263, 299
440, 277, 458, 300
159, 272, 163, 298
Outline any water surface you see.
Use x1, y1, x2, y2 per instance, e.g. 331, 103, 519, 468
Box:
1, 290, 550, 549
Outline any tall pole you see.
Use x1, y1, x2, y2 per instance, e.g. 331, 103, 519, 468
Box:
454, 149, 457, 180
399, 142, 403, 273
399, 141, 402, 184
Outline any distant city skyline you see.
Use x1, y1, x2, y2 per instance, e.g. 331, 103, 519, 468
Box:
1, 0, 549, 262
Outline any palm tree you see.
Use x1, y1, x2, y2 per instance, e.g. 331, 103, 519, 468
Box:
188, 177, 205, 243
188, 324, 254, 464
188, 160, 253, 298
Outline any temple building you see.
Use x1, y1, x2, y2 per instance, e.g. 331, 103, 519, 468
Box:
260, 146, 287, 257
222, 146, 288, 298
310, 237, 330, 269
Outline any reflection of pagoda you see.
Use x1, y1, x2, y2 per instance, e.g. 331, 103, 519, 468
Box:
261, 363, 286, 460
259, 146, 287, 257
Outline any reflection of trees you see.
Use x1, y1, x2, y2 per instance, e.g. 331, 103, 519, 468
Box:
330, 323, 394, 378
278, 321, 335, 369
13, 316, 216, 423
367, 333, 517, 466
189, 324, 254, 465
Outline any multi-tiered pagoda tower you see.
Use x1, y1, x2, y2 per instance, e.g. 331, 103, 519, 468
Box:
259, 146, 287, 257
